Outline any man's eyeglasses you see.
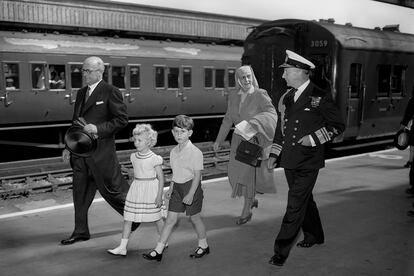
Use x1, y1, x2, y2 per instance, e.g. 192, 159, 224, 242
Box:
81, 69, 99, 74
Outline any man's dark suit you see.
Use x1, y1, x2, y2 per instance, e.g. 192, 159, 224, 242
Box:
401, 96, 414, 189
270, 82, 345, 259
69, 80, 130, 238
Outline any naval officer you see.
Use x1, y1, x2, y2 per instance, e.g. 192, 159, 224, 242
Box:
267, 50, 345, 266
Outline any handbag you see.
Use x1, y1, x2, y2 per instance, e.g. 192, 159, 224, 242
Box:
394, 128, 410, 150
235, 136, 262, 167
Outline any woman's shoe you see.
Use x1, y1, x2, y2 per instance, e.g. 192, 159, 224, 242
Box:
107, 247, 127, 257
251, 199, 258, 209
142, 250, 162, 262
236, 213, 252, 225
189, 246, 210, 258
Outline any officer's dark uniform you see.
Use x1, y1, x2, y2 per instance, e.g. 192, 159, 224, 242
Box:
269, 50, 345, 265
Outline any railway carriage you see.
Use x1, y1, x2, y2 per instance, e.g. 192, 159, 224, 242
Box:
243, 19, 414, 143
0, 30, 242, 146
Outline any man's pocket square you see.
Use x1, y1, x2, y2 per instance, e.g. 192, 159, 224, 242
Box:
304, 108, 310, 111
96, 101, 104, 105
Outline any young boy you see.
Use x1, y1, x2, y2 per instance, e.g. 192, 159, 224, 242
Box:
143, 115, 209, 261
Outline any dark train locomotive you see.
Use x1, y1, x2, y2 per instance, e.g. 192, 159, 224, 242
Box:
0, 30, 242, 149
243, 19, 414, 143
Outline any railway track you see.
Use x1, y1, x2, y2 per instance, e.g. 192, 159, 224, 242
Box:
0, 137, 394, 199
0, 142, 230, 199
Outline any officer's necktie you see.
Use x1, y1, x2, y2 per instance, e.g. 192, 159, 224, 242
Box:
283, 87, 298, 107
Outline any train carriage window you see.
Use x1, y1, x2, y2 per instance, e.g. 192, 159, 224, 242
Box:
155, 66, 165, 88
112, 66, 126, 89
204, 68, 213, 88
48, 64, 66, 90
309, 54, 331, 90
378, 65, 391, 97
391, 65, 406, 96
129, 65, 140, 88
168, 67, 179, 89
228, 68, 236, 88
70, 64, 83, 89
349, 63, 362, 98
215, 69, 225, 89
3, 63, 20, 90
31, 64, 46, 90
183, 67, 192, 88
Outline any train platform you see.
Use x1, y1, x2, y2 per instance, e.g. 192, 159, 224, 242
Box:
0, 148, 413, 276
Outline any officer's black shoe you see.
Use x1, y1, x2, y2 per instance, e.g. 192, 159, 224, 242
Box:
269, 254, 286, 266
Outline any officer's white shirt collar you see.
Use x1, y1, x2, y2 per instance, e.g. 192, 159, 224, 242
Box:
87, 79, 102, 96
294, 79, 310, 102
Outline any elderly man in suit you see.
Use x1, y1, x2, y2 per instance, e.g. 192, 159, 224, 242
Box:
61, 56, 138, 245
267, 50, 345, 266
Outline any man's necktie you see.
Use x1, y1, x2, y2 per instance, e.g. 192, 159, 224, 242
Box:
283, 88, 297, 107
84, 86, 91, 104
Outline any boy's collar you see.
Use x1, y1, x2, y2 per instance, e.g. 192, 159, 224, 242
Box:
178, 139, 191, 150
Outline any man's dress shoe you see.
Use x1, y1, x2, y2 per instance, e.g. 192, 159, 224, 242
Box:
296, 240, 324, 248
61, 236, 90, 245
269, 254, 286, 266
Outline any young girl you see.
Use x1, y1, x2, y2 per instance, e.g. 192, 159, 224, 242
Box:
107, 124, 166, 256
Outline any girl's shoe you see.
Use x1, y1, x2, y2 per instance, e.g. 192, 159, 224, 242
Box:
107, 247, 127, 257
142, 250, 162, 262
189, 246, 210, 258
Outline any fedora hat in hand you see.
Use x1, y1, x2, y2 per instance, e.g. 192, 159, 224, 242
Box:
394, 128, 410, 150
64, 125, 97, 157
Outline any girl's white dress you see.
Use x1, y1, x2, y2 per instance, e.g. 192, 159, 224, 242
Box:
124, 151, 166, 222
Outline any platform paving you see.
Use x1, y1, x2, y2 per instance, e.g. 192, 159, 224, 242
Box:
0, 148, 413, 276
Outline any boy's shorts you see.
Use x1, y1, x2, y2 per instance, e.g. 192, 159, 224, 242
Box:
168, 179, 203, 216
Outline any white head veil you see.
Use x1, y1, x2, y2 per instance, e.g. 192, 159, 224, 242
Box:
235, 65, 259, 92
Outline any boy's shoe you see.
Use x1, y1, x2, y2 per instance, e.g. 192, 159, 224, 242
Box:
189, 246, 210, 258
143, 250, 162, 262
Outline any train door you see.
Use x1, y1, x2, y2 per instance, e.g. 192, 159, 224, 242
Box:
124, 64, 140, 105
246, 34, 294, 105
1, 60, 69, 126
344, 62, 364, 138
0, 62, 20, 122
187, 65, 228, 115
67, 63, 82, 107
110, 63, 131, 107
358, 63, 407, 138
146, 64, 183, 117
